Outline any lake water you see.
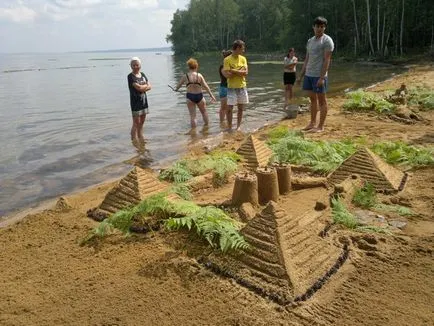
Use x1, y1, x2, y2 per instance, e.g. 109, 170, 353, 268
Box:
0, 50, 406, 216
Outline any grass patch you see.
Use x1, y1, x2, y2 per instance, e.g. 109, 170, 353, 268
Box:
166, 206, 249, 253
352, 182, 378, 209
159, 161, 193, 183
356, 225, 392, 235
267, 125, 291, 145
159, 151, 240, 186
83, 193, 248, 253
212, 157, 238, 187
331, 197, 359, 229
332, 197, 391, 234
352, 183, 414, 217
408, 86, 434, 110
371, 141, 434, 168
268, 130, 357, 173
266, 127, 433, 172
170, 183, 192, 200
343, 90, 396, 114
374, 203, 414, 216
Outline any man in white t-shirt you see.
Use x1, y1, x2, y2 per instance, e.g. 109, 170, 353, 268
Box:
298, 16, 334, 133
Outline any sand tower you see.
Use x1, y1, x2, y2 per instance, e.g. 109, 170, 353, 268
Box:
236, 135, 273, 170
91, 166, 169, 220
328, 147, 406, 193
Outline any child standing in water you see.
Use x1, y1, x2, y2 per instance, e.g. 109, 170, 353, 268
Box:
223, 40, 249, 131
219, 50, 232, 125
283, 48, 298, 107
175, 58, 216, 131
127, 57, 151, 145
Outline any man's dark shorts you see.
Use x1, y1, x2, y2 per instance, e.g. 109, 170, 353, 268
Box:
302, 76, 328, 93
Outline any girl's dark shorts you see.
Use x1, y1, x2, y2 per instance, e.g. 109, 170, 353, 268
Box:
283, 72, 296, 85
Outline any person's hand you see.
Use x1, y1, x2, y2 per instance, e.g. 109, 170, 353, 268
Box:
210, 95, 217, 103
296, 78, 302, 85
316, 78, 325, 87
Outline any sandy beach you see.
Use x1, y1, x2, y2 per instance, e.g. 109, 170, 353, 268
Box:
1, 65, 433, 326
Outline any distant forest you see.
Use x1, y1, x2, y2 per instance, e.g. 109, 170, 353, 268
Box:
166, 0, 434, 57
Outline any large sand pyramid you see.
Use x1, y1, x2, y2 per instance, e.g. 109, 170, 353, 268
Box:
236, 135, 273, 170
209, 202, 295, 303
95, 166, 169, 218
328, 147, 405, 193
204, 200, 345, 303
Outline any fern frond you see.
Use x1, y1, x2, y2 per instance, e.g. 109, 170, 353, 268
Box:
331, 197, 359, 229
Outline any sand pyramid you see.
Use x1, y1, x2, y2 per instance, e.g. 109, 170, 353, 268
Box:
236, 135, 273, 170
205, 200, 347, 303
209, 202, 295, 303
97, 166, 168, 216
328, 147, 405, 192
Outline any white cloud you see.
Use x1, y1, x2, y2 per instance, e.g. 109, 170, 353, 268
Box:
158, 0, 177, 10
0, 4, 37, 23
0, 0, 189, 52
119, 0, 158, 10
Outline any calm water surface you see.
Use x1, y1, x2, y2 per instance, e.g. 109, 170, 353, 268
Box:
0, 51, 406, 216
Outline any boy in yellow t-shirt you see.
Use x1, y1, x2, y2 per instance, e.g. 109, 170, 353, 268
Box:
223, 40, 249, 131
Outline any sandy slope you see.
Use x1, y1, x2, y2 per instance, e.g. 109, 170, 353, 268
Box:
0, 65, 433, 326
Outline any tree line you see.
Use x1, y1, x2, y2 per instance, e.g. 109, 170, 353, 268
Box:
166, 0, 434, 57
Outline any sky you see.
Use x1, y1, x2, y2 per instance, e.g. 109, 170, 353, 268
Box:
0, 0, 189, 53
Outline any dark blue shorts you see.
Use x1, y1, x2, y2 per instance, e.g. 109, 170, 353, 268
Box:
302, 76, 328, 93
186, 92, 204, 104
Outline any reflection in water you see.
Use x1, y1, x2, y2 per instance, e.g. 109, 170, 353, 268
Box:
130, 139, 153, 169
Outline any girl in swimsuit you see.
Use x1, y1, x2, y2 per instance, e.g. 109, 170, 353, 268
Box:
175, 58, 216, 129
